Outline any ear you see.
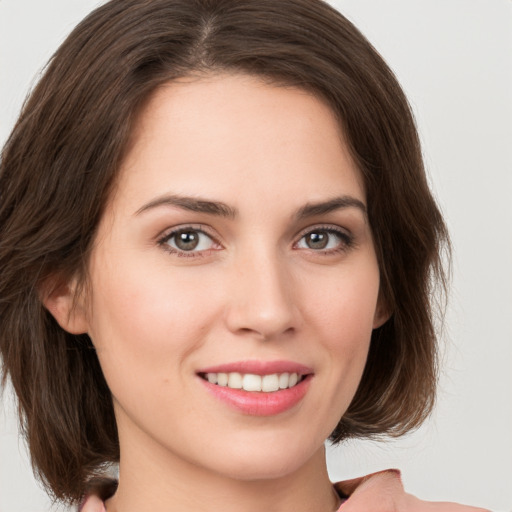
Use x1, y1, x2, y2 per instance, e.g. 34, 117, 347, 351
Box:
372, 294, 392, 329
41, 277, 89, 335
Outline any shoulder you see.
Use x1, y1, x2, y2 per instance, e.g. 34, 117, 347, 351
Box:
79, 478, 117, 512
79, 495, 106, 512
334, 471, 491, 512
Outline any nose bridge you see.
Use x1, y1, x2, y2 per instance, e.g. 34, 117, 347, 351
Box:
225, 241, 297, 339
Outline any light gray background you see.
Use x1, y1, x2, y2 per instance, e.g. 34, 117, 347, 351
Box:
0, 1, 511, 511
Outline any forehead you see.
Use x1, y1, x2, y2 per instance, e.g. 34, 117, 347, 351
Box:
114, 73, 365, 215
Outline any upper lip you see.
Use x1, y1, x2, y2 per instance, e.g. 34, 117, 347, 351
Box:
197, 360, 313, 376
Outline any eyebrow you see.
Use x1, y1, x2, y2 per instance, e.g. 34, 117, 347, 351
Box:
295, 196, 367, 220
134, 193, 366, 220
135, 194, 238, 218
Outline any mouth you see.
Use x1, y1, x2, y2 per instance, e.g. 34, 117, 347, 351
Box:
196, 361, 313, 416
198, 371, 306, 392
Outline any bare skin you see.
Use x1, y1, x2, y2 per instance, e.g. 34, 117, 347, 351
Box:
46, 74, 490, 512
80, 470, 490, 511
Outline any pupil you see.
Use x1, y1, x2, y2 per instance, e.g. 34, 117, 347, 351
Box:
307, 232, 328, 249
176, 231, 199, 251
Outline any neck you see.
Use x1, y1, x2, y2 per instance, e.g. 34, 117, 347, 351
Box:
106, 422, 339, 512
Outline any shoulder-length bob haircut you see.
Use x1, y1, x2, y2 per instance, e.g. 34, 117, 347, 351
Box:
0, 0, 449, 503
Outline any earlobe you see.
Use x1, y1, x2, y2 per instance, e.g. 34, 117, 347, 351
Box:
372, 297, 391, 329
41, 278, 89, 335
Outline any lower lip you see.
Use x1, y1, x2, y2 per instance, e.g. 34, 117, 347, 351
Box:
199, 375, 312, 416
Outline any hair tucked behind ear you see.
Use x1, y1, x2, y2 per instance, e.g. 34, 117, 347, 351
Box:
0, 0, 449, 503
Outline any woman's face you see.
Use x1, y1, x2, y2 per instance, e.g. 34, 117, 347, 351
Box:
78, 74, 386, 481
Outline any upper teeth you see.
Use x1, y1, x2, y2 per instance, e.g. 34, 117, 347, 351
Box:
205, 372, 300, 392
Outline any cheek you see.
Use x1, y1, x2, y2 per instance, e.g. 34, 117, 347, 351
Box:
85, 255, 220, 396
90, 249, 214, 335
306, 260, 380, 346
302, 261, 379, 410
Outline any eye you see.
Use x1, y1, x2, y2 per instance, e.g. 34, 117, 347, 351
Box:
159, 227, 219, 254
295, 227, 352, 252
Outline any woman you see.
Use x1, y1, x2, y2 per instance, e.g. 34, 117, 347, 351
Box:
0, 1, 495, 510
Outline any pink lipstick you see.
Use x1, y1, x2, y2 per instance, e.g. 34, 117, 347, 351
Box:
196, 360, 313, 416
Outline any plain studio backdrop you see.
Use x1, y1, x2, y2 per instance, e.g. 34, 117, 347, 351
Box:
0, 1, 511, 511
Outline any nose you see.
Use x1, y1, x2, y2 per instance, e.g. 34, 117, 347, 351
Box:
224, 248, 299, 340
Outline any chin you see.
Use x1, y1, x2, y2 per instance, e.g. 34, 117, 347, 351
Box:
215, 459, 305, 482
200, 434, 324, 482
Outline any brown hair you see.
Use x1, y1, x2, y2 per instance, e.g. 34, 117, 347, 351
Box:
0, 0, 448, 503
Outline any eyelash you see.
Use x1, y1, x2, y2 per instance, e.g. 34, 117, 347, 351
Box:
157, 224, 219, 258
157, 224, 354, 258
294, 225, 355, 255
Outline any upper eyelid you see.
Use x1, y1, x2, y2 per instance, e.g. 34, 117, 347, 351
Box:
157, 224, 219, 242
157, 222, 349, 236
295, 223, 352, 239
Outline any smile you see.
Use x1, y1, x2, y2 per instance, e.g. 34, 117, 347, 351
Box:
197, 361, 313, 416
200, 372, 304, 392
